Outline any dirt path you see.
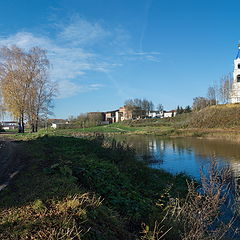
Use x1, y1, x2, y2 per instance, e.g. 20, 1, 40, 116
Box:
0, 140, 24, 191
103, 125, 126, 132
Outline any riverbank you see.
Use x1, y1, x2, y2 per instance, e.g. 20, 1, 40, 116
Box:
0, 133, 189, 239
51, 124, 240, 144
52, 103, 240, 142
1, 104, 240, 238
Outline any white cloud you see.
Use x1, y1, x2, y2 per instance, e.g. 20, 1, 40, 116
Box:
0, 32, 51, 49
57, 80, 82, 99
118, 50, 161, 62
0, 31, 106, 98
57, 81, 103, 99
130, 51, 161, 55
58, 16, 110, 46
89, 83, 103, 89
0, 15, 162, 98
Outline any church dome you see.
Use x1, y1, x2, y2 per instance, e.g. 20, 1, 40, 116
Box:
236, 44, 240, 59
236, 49, 240, 59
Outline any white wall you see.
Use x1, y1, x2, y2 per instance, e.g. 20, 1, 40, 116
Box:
231, 57, 240, 103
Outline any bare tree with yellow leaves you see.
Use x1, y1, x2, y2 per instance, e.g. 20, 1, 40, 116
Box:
0, 46, 56, 133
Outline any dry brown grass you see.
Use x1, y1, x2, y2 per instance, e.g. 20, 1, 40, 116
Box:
0, 193, 102, 240
173, 160, 235, 240
185, 103, 240, 129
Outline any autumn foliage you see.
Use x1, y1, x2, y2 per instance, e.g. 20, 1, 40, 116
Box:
0, 46, 56, 132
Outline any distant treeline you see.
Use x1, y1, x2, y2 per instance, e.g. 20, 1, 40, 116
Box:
68, 113, 104, 128
193, 73, 233, 111
124, 98, 163, 112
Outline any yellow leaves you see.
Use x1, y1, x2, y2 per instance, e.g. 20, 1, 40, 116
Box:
0, 46, 55, 130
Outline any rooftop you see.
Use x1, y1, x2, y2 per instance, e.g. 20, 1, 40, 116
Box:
236, 49, 240, 59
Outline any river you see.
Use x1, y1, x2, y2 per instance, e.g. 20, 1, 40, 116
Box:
113, 135, 240, 238
113, 135, 240, 180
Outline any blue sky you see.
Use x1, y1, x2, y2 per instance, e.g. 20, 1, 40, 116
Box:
0, 0, 239, 118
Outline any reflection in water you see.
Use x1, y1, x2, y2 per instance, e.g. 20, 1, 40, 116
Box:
114, 135, 240, 180
114, 135, 240, 238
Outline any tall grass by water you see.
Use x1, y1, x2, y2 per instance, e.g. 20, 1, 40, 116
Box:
0, 134, 189, 239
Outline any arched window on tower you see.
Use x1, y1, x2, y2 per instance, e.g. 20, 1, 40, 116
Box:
238, 64, 240, 69
237, 75, 240, 82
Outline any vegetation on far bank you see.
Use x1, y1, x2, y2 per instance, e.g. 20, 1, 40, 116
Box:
47, 103, 240, 142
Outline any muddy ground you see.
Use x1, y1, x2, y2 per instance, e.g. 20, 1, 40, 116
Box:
0, 140, 24, 190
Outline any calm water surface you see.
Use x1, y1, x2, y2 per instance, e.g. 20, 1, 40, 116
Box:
113, 135, 240, 180
114, 135, 240, 238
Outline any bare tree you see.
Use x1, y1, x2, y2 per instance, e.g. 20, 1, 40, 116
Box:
142, 98, 150, 113
207, 86, 217, 106
192, 97, 209, 111
124, 98, 142, 118
219, 73, 233, 104
149, 101, 154, 111
156, 104, 163, 112
0, 93, 6, 121
0, 46, 30, 132
213, 82, 219, 104
26, 47, 56, 132
87, 112, 104, 125
0, 46, 56, 133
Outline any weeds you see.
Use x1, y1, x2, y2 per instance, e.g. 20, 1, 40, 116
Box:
0, 135, 189, 239
141, 219, 172, 240
170, 160, 235, 240
0, 194, 101, 240
1, 133, 237, 239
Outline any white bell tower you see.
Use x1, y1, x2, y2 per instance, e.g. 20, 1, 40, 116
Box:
231, 43, 240, 103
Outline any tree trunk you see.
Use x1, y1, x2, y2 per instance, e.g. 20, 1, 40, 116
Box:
21, 114, 24, 133
18, 118, 21, 133
31, 123, 34, 133
35, 121, 38, 132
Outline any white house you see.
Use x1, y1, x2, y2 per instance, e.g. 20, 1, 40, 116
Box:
231, 43, 240, 103
1, 121, 18, 130
163, 110, 177, 118
147, 111, 163, 118
147, 110, 176, 118
50, 119, 69, 129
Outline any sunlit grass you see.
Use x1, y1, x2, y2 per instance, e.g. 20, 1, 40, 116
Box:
0, 134, 189, 239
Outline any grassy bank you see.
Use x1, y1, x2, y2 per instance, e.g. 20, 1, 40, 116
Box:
53, 121, 180, 137
0, 104, 239, 239
3, 104, 240, 139
184, 103, 240, 128
49, 103, 240, 142
0, 134, 189, 239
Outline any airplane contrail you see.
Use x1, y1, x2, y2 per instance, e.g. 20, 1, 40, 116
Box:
139, 0, 153, 52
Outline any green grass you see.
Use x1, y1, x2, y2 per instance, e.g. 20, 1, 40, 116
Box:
4, 104, 240, 141
54, 104, 240, 139
58, 123, 141, 133
53, 121, 178, 138
2, 104, 240, 239
0, 133, 189, 239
